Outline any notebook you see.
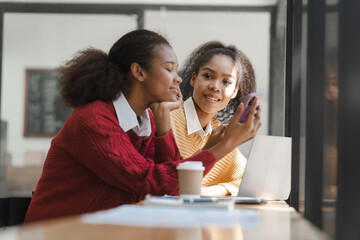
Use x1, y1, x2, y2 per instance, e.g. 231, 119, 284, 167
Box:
143, 194, 235, 210
235, 134, 292, 201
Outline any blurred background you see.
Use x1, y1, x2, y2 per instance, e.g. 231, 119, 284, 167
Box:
0, 0, 286, 191
2, 1, 356, 239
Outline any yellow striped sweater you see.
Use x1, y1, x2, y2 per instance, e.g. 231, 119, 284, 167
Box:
170, 103, 247, 196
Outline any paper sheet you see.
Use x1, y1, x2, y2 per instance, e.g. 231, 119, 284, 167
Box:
81, 205, 259, 229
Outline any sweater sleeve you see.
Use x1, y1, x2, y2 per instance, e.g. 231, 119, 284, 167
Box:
73, 112, 216, 196
218, 180, 241, 196
201, 147, 247, 196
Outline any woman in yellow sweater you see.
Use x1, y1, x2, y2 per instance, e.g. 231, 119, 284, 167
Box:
170, 41, 258, 196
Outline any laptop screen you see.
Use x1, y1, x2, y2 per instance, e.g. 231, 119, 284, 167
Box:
237, 135, 292, 200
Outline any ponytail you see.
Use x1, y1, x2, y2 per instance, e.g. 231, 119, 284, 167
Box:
58, 48, 124, 108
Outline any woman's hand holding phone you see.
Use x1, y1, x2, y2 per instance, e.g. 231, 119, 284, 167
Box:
225, 97, 262, 145
239, 93, 263, 123
207, 97, 262, 160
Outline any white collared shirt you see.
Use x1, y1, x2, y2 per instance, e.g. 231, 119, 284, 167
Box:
113, 92, 151, 137
183, 97, 212, 139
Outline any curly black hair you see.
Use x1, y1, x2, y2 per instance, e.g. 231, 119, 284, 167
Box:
58, 29, 170, 108
179, 41, 256, 123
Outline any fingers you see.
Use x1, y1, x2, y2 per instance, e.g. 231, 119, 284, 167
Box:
256, 121, 262, 132
253, 105, 261, 127
170, 91, 183, 111
228, 103, 244, 128
234, 103, 244, 119
211, 125, 227, 138
256, 105, 262, 119
218, 98, 262, 148
249, 104, 262, 136
177, 90, 183, 102
149, 102, 159, 112
212, 124, 225, 134
245, 97, 258, 124
219, 124, 227, 134
169, 92, 183, 112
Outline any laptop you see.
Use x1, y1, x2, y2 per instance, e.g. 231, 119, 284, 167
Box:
147, 135, 291, 204
236, 134, 292, 201
212, 135, 292, 204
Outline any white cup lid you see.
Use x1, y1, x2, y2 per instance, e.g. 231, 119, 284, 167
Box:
176, 161, 205, 171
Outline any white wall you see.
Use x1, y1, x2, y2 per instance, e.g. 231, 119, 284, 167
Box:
2, 10, 270, 166
2, 13, 137, 166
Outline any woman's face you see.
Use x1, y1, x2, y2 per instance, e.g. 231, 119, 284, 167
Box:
143, 44, 182, 102
191, 54, 238, 117
326, 69, 338, 100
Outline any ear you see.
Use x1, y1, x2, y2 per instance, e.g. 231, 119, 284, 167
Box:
231, 85, 239, 99
190, 72, 197, 87
130, 63, 146, 82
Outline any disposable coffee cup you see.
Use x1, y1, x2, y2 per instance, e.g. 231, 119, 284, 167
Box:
176, 161, 205, 198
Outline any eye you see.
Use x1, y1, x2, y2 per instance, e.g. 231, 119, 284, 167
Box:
203, 73, 212, 79
223, 79, 232, 85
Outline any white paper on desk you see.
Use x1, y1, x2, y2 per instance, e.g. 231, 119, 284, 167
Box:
82, 205, 259, 229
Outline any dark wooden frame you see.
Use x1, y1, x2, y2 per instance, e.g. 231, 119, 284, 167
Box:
304, 0, 326, 229
23, 68, 70, 138
285, 0, 303, 211
336, 1, 360, 239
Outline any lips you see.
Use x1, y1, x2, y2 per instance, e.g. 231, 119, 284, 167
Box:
204, 94, 220, 102
169, 86, 180, 95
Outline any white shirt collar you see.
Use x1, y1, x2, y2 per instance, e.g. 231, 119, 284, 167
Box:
113, 92, 151, 137
183, 97, 212, 139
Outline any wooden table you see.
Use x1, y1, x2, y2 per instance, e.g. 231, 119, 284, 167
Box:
0, 201, 330, 240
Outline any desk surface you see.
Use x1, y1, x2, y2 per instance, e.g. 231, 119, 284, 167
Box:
0, 201, 330, 240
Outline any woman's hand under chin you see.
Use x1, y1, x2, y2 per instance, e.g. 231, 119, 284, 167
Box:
207, 98, 262, 161
149, 90, 183, 113
149, 91, 183, 136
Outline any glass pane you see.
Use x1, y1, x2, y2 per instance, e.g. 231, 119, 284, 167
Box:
1, 13, 137, 195
299, 0, 308, 214
322, 0, 338, 238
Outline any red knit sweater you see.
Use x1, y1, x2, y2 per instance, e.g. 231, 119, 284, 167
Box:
25, 100, 216, 223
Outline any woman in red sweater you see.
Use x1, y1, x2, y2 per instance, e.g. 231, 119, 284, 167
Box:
25, 29, 261, 223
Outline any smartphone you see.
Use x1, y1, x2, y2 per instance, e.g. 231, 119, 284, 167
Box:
239, 93, 263, 123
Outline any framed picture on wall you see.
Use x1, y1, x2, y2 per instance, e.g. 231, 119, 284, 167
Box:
23, 68, 72, 137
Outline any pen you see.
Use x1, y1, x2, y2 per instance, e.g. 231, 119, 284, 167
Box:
182, 198, 232, 203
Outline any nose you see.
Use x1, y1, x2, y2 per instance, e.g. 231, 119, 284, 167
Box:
174, 73, 182, 84
209, 80, 220, 92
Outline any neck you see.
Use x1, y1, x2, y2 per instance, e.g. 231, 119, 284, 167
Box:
193, 104, 216, 129
123, 87, 149, 117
